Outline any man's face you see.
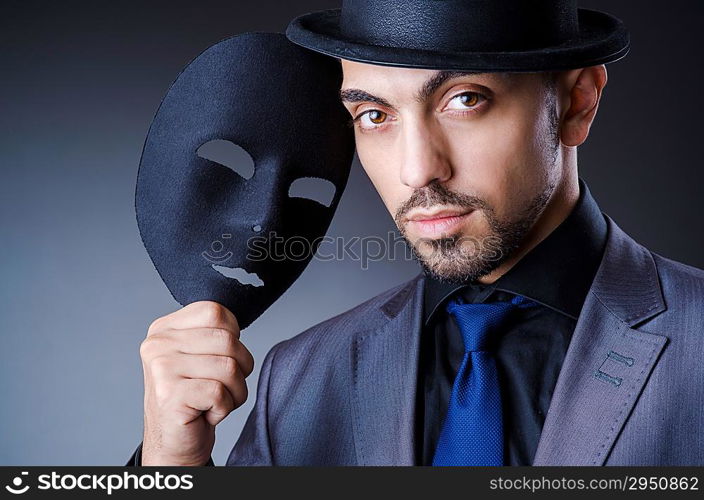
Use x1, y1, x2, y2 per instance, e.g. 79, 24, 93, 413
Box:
340, 60, 563, 284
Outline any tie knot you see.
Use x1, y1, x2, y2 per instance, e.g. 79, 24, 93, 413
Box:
446, 294, 535, 352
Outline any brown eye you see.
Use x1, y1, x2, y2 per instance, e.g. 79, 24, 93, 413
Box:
457, 93, 479, 107
356, 109, 390, 130
445, 91, 487, 113
368, 110, 387, 124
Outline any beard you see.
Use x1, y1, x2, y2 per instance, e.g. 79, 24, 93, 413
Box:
394, 180, 555, 285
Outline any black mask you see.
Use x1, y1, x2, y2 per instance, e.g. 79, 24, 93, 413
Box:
136, 33, 355, 330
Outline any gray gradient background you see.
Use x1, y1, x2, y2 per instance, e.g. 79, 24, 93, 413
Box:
1, 0, 702, 465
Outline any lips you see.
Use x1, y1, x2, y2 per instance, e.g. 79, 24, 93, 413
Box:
405, 208, 474, 238
406, 208, 471, 222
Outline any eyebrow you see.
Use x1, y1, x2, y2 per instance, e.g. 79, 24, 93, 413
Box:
338, 88, 394, 109
339, 70, 487, 109
416, 70, 485, 103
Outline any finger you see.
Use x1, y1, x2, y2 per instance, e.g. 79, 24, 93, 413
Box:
175, 378, 236, 427
148, 301, 239, 336
146, 329, 253, 374
168, 352, 249, 405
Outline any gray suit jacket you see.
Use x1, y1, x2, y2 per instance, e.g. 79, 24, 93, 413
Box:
225, 213, 704, 466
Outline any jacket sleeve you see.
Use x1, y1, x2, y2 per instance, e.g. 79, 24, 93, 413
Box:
225, 341, 282, 466
125, 442, 215, 466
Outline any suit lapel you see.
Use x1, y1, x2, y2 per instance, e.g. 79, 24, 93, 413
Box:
350, 274, 424, 465
532, 214, 669, 465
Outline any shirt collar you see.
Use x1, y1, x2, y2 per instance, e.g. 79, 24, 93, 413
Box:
423, 177, 608, 325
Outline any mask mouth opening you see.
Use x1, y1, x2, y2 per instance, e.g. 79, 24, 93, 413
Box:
211, 265, 265, 287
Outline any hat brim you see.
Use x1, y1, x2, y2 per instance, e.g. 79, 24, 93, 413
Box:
286, 8, 630, 72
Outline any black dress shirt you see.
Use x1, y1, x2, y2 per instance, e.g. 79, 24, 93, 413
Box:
416, 178, 608, 465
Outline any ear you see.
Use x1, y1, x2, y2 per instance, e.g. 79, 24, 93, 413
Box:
558, 65, 608, 147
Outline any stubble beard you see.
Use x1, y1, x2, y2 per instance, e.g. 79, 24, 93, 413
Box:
395, 182, 555, 285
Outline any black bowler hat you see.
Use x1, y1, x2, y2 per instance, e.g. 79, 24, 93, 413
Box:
286, 0, 630, 71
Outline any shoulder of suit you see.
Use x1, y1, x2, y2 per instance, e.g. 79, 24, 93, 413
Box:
268, 273, 421, 360
651, 250, 704, 286
649, 250, 704, 320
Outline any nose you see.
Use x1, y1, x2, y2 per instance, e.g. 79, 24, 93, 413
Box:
399, 117, 452, 189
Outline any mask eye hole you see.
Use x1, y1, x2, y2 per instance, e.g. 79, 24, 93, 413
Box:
288, 177, 336, 208
196, 139, 254, 180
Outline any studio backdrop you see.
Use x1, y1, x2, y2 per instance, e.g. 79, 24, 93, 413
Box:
0, 0, 702, 465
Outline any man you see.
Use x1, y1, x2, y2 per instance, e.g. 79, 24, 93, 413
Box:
128, 0, 704, 466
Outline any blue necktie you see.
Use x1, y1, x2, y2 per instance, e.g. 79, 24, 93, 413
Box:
431, 293, 536, 466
